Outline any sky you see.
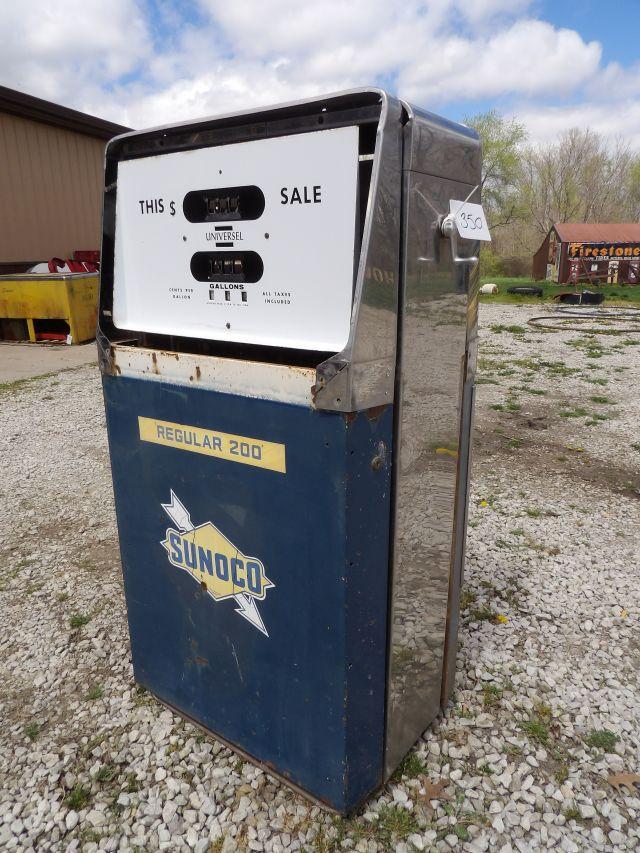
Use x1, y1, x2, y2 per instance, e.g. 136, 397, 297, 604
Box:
1, 0, 640, 147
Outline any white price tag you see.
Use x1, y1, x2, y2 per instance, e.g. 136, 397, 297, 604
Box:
449, 200, 491, 242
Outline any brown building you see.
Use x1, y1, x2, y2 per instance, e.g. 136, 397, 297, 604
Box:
533, 223, 640, 285
0, 86, 129, 272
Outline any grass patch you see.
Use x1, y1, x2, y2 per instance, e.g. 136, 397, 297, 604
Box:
585, 730, 618, 752
86, 685, 104, 701
96, 764, 118, 784
508, 437, 523, 448
0, 364, 97, 397
525, 508, 541, 518
482, 684, 503, 708
490, 324, 526, 335
64, 784, 92, 811
392, 751, 427, 781
559, 407, 588, 418
125, 772, 140, 793
469, 606, 497, 623
460, 589, 477, 609
519, 387, 546, 395
80, 829, 102, 844
563, 806, 580, 821
522, 714, 549, 746
338, 805, 419, 847
69, 613, 91, 629
24, 723, 40, 741
375, 805, 419, 844
479, 277, 640, 307
589, 395, 613, 404
453, 823, 470, 841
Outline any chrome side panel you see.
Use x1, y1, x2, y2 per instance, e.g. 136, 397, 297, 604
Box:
314, 94, 403, 412
385, 113, 480, 775
402, 104, 481, 185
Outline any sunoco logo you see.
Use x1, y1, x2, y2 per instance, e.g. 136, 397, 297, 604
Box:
161, 491, 274, 636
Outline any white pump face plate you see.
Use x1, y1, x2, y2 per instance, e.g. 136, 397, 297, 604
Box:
113, 126, 359, 352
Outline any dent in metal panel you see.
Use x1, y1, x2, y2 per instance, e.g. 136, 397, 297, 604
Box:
385, 170, 480, 777
314, 93, 403, 413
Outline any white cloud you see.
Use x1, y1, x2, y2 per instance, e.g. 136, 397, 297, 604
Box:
0, 0, 150, 105
399, 21, 601, 103
0, 0, 638, 149
516, 99, 640, 149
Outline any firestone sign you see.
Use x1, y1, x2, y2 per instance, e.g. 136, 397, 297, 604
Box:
568, 242, 640, 261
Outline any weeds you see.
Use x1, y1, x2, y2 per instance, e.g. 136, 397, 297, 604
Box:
586, 730, 618, 752
0, 365, 96, 397
125, 773, 140, 793
460, 590, 477, 609
86, 685, 104, 701
337, 805, 419, 847
392, 751, 426, 781
522, 714, 549, 745
69, 613, 91, 629
559, 407, 588, 418
64, 785, 91, 810
469, 606, 497, 623
96, 765, 117, 784
375, 805, 419, 844
490, 324, 526, 335
25, 723, 40, 741
482, 684, 503, 708
563, 805, 580, 821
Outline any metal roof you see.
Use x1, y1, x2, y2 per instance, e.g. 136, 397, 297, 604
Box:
554, 222, 640, 243
0, 85, 130, 140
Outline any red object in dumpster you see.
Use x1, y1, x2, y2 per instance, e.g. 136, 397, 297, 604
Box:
74, 250, 100, 265
36, 332, 67, 342
46, 256, 99, 273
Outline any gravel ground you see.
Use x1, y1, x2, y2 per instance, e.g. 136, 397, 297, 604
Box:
1, 304, 639, 852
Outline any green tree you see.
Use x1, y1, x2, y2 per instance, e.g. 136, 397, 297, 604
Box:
626, 155, 640, 221
520, 129, 638, 238
464, 110, 527, 230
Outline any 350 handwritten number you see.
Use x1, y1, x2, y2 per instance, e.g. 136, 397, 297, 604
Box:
229, 439, 262, 460
458, 212, 483, 231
